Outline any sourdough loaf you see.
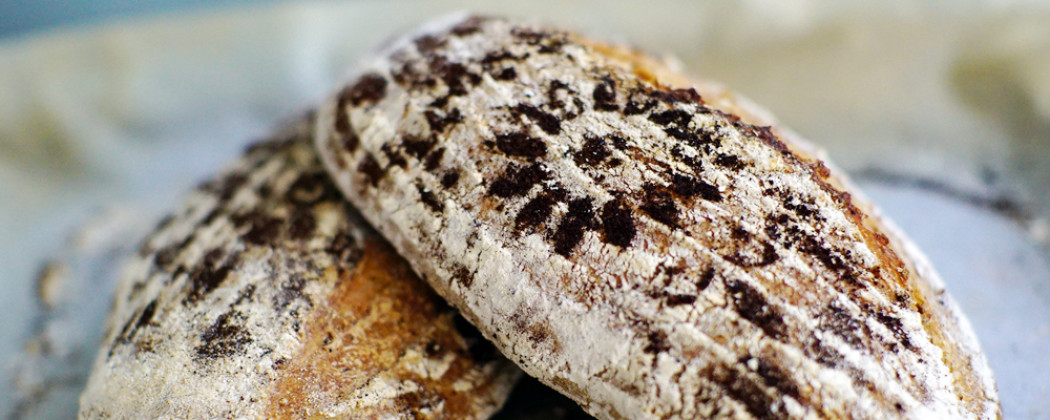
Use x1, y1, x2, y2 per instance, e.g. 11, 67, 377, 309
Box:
79, 115, 519, 419
315, 15, 1000, 419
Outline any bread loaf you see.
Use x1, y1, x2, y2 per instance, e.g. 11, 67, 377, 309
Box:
315, 15, 1000, 419
79, 115, 519, 419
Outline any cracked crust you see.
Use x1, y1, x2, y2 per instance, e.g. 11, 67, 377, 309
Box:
78, 115, 520, 419
315, 15, 1000, 419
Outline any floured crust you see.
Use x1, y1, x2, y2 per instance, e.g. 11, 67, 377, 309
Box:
683, 70, 1001, 420
78, 115, 520, 419
592, 39, 1001, 419
315, 15, 1000, 419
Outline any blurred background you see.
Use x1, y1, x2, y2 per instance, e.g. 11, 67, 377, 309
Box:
1, 1, 1049, 418
0, 0, 282, 39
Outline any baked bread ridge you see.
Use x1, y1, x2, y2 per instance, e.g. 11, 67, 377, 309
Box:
685, 76, 1002, 420
598, 41, 1001, 419
598, 42, 1000, 419
315, 15, 1001, 420
591, 38, 1000, 418
78, 115, 520, 419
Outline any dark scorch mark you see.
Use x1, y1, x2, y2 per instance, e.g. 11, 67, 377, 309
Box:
239, 212, 283, 246
820, 303, 866, 348
153, 243, 180, 269
725, 279, 786, 340
782, 193, 819, 220
403, 135, 438, 160
600, 198, 636, 248
512, 104, 561, 135
494, 67, 517, 80
428, 56, 481, 97
649, 109, 692, 127
417, 183, 444, 213
643, 330, 670, 354
705, 364, 787, 420
109, 298, 160, 356
489, 163, 550, 198
608, 134, 628, 150
715, 153, 744, 170
725, 242, 780, 268
639, 186, 680, 228
273, 275, 306, 311
624, 98, 656, 116
440, 170, 460, 188
671, 173, 722, 202
414, 34, 446, 54
452, 265, 474, 289
875, 312, 914, 351
424, 148, 445, 171
697, 267, 716, 291
648, 87, 703, 105
551, 198, 596, 257
202, 172, 247, 202
746, 357, 803, 402
592, 77, 618, 111
346, 73, 388, 106
185, 248, 235, 304
425, 108, 463, 133
381, 142, 408, 169
195, 310, 252, 360
358, 154, 385, 187
496, 132, 547, 158
665, 294, 697, 306
515, 193, 558, 232
481, 49, 528, 65
333, 85, 361, 152
510, 27, 566, 53
574, 136, 612, 167
133, 299, 158, 331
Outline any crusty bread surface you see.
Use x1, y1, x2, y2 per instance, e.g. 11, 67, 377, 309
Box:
315, 15, 1000, 420
78, 116, 520, 419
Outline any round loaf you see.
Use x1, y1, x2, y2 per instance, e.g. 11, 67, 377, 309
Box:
78, 115, 520, 419
315, 15, 1000, 419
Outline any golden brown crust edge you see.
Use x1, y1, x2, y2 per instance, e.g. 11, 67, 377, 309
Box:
594, 43, 1002, 419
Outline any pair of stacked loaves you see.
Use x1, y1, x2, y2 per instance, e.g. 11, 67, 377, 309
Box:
79, 15, 1000, 420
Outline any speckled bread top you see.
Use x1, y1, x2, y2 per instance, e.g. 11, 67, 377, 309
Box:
315, 15, 1000, 419
78, 116, 519, 419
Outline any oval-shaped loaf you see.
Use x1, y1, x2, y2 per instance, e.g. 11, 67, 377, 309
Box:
315, 15, 1000, 419
78, 116, 520, 419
